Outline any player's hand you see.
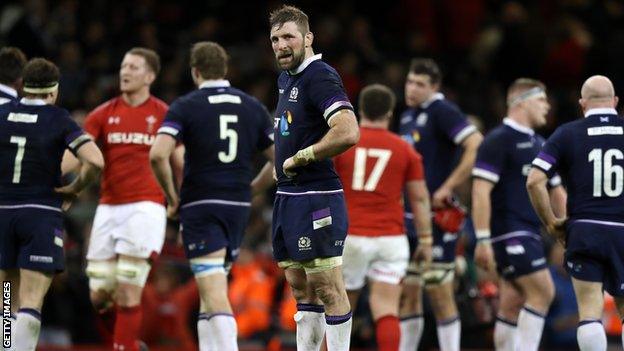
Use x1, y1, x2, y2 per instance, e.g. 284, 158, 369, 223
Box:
432, 186, 453, 209
272, 166, 278, 181
166, 197, 180, 220
282, 157, 298, 178
546, 217, 567, 244
474, 241, 496, 272
413, 242, 433, 270
54, 185, 79, 211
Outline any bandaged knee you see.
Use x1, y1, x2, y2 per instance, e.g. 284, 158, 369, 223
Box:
190, 257, 226, 278
86, 260, 117, 293
422, 263, 455, 285
116, 258, 151, 287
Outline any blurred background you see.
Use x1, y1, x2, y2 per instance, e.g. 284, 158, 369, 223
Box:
2, 0, 624, 349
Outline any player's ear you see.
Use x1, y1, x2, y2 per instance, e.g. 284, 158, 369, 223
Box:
613, 96, 619, 108
305, 31, 313, 48
145, 71, 156, 85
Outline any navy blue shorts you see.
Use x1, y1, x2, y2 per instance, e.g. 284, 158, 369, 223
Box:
0, 207, 65, 272
272, 193, 348, 262
179, 203, 250, 263
405, 214, 457, 264
492, 233, 547, 280
565, 220, 624, 296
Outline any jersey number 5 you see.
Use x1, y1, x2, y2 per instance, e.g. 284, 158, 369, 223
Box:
588, 148, 624, 197
218, 115, 238, 163
352, 147, 392, 191
10, 136, 26, 184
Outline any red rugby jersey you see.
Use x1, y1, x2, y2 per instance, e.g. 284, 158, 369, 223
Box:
334, 127, 424, 236
84, 96, 168, 204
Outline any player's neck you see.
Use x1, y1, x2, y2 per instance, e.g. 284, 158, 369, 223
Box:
507, 113, 532, 129
360, 119, 389, 129
122, 88, 150, 107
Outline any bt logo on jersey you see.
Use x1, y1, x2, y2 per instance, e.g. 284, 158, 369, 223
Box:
107, 132, 155, 145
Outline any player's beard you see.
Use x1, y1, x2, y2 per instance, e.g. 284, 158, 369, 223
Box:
278, 46, 305, 71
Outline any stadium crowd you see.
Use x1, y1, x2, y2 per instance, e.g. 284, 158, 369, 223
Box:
1, 0, 624, 350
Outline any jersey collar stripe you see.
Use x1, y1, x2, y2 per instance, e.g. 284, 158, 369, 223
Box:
452, 125, 477, 144
0, 204, 61, 212
584, 108, 618, 117
276, 189, 343, 196
181, 199, 251, 208
157, 126, 180, 136
199, 80, 231, 89
287, 54, 323, 75
532, 158, 552, 171
20, 98, 46, 106
472, 168, 500, 183
0, 83, 17, 98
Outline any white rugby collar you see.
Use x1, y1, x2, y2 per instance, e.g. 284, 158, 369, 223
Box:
20, 98, 46, 106
0, 83, 17, 98
503, 117, 534, 136
420, 93, 444, 109
585, 108, 618, 117
288, 54, 322, 75
199, 80, 231, 89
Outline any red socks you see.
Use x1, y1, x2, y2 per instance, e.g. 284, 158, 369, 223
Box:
376, 315, 400, 351
95, 307, 116, 345
113, 306, 142, 351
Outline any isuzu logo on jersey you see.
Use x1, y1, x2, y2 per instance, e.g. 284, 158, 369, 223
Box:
107, 132, 155, 145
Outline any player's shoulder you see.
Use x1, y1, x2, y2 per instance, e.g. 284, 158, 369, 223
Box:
148, 95, 169, 111
428, 95, 462, 115
88, 96, 121, 119
306, 60, 340, 80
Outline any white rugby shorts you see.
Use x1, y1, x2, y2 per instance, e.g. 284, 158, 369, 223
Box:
86, 201, 166, 260
342, 234, 409, 290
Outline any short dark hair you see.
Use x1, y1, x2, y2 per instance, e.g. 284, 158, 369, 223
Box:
507, 78, 546, 105
409, 58, 442, 85
359, 84, 396, 121
190, 42, 228, 80
269, 5, 310, 34
22, 58, 60, 97
0, 47, 27, 85
126, 47, 161, 75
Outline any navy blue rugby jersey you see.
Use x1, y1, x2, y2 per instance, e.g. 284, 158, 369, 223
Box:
158, 80, 274, 205
532, 108, 624, 222
473, 118, 561, 236
273, 54, 354, 193
0, 84, 19, 105
0, 98, 90, 207
399, 93, 477, 192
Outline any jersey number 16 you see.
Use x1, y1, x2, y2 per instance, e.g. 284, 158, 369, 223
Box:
588, 148, 624, 197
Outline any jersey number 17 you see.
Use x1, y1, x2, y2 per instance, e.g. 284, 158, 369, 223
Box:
352, 147, 392, 191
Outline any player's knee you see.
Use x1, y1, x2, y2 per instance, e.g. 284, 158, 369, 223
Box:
86, 260, 117, 298
115, 258, 151, 287
313, 283, 341, 307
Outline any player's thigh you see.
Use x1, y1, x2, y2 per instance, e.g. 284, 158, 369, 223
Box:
342, 235, 374, 291
86, 204, 117, 260
117, 201, 167, 258
14, 208, 66, 273
368, 235, 409, 286
273, 193, 348, 263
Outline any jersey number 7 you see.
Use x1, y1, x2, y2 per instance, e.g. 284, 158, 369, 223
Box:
10, 135, 26, 184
